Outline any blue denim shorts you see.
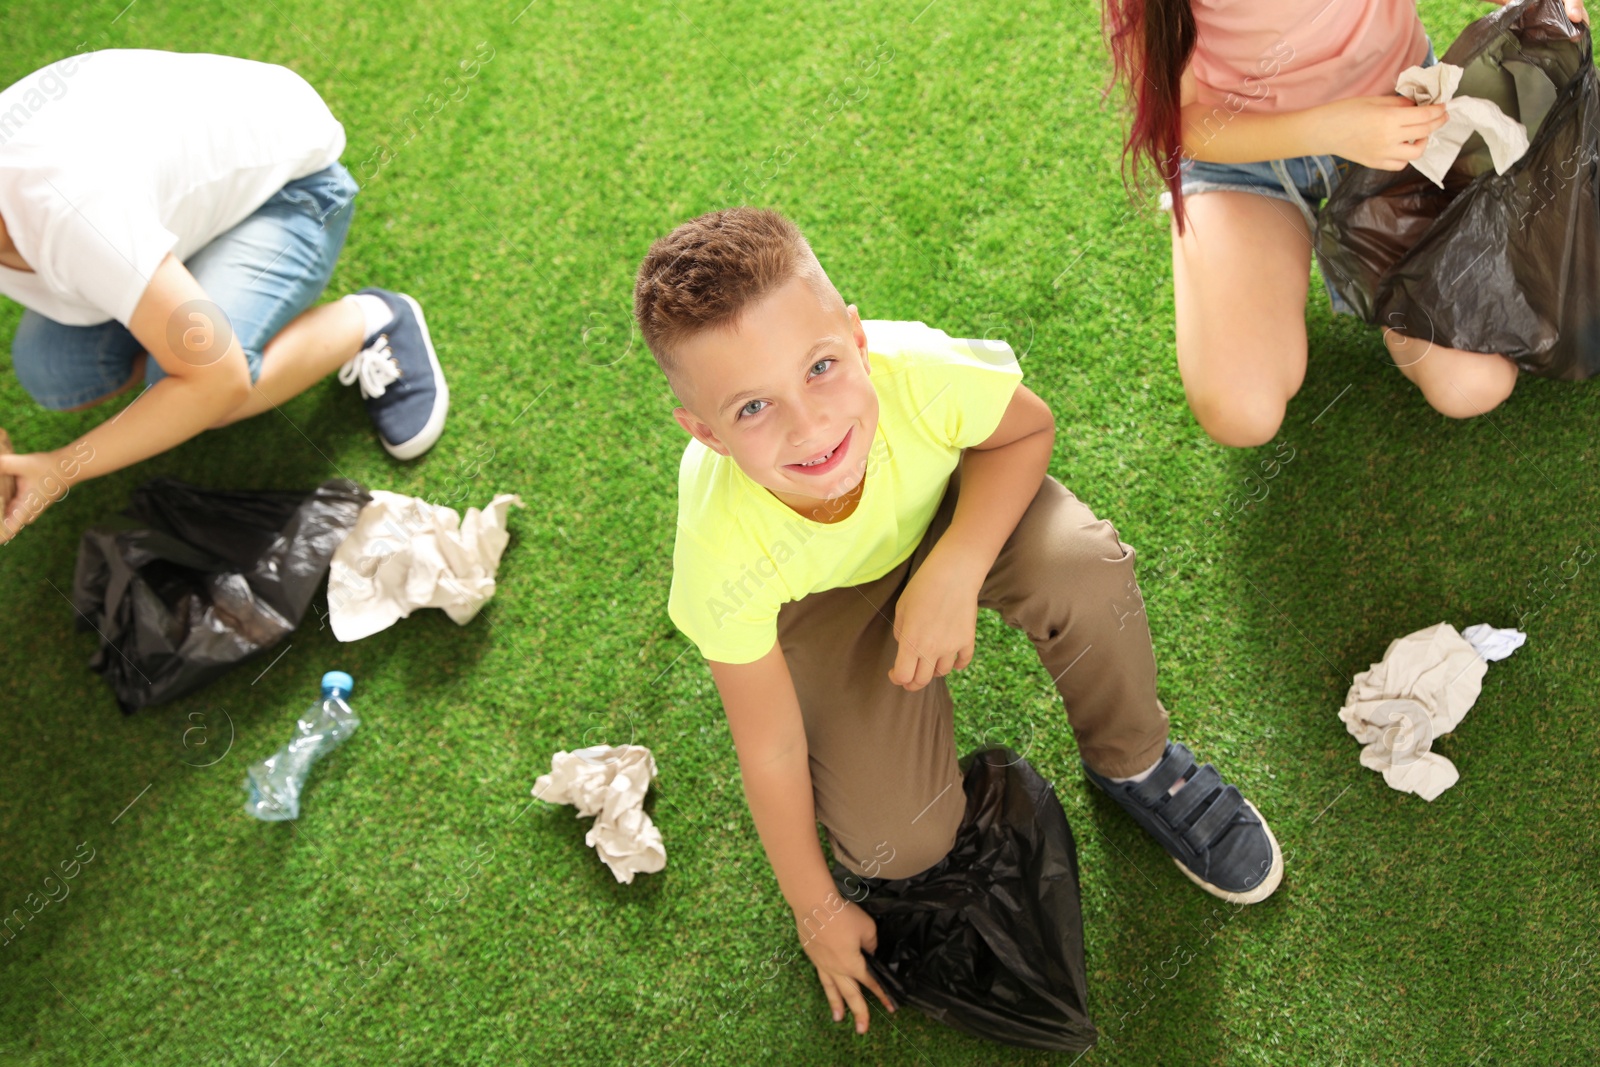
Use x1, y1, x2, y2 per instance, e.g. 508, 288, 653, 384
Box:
10, 160, 359, 410
1169, 41, 1438, 316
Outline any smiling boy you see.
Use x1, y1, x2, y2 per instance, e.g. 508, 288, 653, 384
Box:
634, 207, 1284, 1036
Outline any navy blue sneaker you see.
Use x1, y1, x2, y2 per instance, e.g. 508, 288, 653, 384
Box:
339, 288, 449, 460
1084, 742, 1283, 904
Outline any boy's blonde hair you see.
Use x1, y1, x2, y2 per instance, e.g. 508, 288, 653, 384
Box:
632, 207, 839, 400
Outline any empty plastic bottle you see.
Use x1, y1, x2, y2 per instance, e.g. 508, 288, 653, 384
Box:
244, 671, 361, 821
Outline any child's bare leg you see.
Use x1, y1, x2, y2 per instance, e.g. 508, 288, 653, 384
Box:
211, 298, 365, 427
1172, 192, 1314, 447
1382, 329, 1518, 418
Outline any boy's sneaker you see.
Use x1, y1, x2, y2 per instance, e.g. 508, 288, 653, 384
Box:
338, 288, 449, 460
1083, 741, 1283, 904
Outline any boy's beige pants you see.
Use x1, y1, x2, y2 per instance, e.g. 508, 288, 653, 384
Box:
776, 454, 1172, 881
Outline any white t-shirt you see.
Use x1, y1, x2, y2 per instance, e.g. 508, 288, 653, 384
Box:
0, 49, 346, 327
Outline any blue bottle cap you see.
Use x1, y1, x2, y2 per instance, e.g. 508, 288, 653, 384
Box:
321, 670, 354, 695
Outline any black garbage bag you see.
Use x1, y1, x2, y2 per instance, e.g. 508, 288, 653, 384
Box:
70, 478, 370, 713
1316, 0, 1600, 379
828, 747, 1096, 1053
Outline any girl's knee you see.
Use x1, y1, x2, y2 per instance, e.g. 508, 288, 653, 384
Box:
1190, 389, 1288, 448
1179, 338, 1297, 448
1419, 353, 1518, 419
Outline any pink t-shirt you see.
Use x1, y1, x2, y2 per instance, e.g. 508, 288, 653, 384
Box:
1189, 0, 1430, 114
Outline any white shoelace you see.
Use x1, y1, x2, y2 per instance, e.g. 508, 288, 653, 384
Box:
338, 334, 403, 398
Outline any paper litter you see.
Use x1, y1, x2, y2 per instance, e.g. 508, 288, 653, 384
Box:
1461, 622, 1527, 662
1338, 622, 1525, 801
1396, 63, 1531, 187
533, 744, 666, 884
326, 491, 523, 641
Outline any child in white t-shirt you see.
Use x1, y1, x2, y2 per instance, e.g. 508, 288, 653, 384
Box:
0, 49, 451, 544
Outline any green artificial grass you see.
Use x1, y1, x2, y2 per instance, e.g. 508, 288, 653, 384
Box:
2, 1, 1597, 1063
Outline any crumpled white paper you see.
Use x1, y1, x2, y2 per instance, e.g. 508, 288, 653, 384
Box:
1396, 63, 1531, 187
1461, 622, 1527, 662
327, 491, 524, 642
1338, 621, 1526, 801
533, 745, 666, 884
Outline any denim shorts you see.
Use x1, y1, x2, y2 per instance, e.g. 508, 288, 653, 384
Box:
11, 160, 359, 410
1168, 41, 1438, 316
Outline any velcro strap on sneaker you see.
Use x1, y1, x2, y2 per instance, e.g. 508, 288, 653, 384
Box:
1162, 762, 1224, 827
1181, 784, 1245, 853
1131, 743, 1195, 807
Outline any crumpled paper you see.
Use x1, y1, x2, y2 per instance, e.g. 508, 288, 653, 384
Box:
326, 491, 523, 642
533, 745, 666, 884
1396, 63, 1531, 187
1461, 622, 1527, 662
1338, 622, 1525, 801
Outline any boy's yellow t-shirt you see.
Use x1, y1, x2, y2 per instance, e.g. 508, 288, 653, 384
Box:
668, 319, 1025, 665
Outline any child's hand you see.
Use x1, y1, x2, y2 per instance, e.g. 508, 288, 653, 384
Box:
795, 899, 896, 1034
0, 447, 73, 545
1490, 0, 1588, 24
1317, 96, 1449, 171
889, 554, 980, 691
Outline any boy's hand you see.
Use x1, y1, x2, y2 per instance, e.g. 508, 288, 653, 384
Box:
889, 552, 980, 691
795, 899, 896, 1034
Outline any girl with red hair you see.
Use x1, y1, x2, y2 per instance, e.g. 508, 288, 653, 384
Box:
1102, 0, 1587, 445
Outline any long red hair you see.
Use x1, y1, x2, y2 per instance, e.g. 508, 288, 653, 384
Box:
1102, 0, 1197, 232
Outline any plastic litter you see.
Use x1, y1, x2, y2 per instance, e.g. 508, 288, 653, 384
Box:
244, 671, 361, 821
1316, 0, 1600, 379
828, 747, 1097, 1053
533, 744, 666, 884
70, 477, 370, 712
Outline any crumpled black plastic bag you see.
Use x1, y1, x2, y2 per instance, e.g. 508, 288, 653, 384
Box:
828, 747, 1097, 1053
70, 478, 370, 713
1316, 0, 1600, 379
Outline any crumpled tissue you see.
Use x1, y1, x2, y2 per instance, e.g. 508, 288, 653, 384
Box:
533, 745, 666, 884
326, 491, 523, 642
1338, 622, 1525, 801
1396, 63, 1531, 187
1461, 622, 1527, 662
